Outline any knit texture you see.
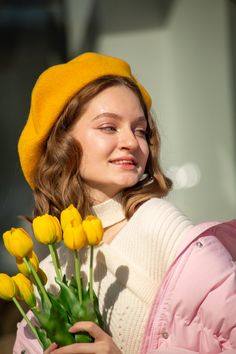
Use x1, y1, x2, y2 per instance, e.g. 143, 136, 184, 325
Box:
39, 198, 193, 354
13, 198, 193, 353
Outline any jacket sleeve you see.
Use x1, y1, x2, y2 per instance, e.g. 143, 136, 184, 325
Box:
148, 348, 236, 354
148, 348, 197, 354
13, 311, 43, 354
143, 223, 236, 354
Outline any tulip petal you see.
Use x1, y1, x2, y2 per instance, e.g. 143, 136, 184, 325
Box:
3, 228, 33, 258
12, 273, 36, 308
82, 216, 104, 246
16, 251, 39, 275
63, 223, 87, 251
61, 205, 82, 231
0, 273, 17, 301
32, 214, 62, 245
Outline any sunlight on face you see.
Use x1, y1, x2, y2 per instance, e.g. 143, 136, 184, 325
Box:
70, 85, 149, 203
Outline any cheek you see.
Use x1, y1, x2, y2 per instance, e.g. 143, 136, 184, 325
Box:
140, 141, 150, 166
78, 133, 115, 162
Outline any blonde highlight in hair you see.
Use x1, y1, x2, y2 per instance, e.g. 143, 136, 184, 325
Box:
33, 75, 172, 219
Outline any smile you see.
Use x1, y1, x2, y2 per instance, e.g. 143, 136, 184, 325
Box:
109, 159, 137, 170
109, 156, 137, 166
111, 160, 135, 165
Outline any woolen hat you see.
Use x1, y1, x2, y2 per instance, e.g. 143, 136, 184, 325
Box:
18, 52, 152, 189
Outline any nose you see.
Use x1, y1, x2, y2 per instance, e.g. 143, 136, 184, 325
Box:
118, 128, 139, 150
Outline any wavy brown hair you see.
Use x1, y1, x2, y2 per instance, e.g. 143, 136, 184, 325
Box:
33, 75, 172, 219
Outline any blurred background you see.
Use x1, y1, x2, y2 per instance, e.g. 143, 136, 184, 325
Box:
0, 0, 235, 352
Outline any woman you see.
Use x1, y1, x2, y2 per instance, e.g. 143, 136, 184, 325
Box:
14, 53, 236, 354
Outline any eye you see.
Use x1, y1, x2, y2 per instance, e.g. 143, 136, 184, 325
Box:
135, 128, 147, 138
99, 126, 117, 133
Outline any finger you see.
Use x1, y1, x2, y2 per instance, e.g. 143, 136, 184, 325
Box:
51, 342, 96, 354
69, 321, 107, 341
44, 342, 58, 353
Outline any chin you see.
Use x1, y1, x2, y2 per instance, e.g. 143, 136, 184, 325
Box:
119, 177, 140, 189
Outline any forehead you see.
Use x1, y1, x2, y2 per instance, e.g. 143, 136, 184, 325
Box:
84, 85, 145, 116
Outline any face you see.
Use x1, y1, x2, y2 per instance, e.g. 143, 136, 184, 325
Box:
70, 85, 149, 203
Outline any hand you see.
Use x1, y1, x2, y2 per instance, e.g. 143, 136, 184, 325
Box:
48, 321, 122, 354
44, 343, 58, 353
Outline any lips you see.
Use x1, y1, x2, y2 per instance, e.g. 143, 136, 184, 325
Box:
109, 156, 137, 166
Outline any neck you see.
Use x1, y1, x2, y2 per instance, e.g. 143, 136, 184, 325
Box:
86, 186, 122, 205
91, 193, 126, 228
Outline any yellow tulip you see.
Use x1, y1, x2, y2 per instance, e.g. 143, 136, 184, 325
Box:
0, 273, 17, 301
32, 214, 62, 244
16, 251, 39, 276
3, 228, 33, 259
60, 204, 82, 231
12, 273, 36, 308
82, 215, 104, 246
37, 268, 48, 286
63, 220, 87, 250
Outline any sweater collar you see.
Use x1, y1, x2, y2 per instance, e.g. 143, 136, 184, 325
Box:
91, 193, 126, 228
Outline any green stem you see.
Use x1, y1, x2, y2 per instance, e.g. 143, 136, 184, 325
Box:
12, 297, 44, 348
74, 250, 82, 304
23, 257, 51, 309
48, 244, 62, 281
89, 245, 94, 301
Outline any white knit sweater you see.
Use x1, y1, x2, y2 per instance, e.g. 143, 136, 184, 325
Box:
41, 198, 193, 354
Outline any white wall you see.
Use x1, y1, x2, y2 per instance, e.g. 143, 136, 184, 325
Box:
96, 0, 236, 222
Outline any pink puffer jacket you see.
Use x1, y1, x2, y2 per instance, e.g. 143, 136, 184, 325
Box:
141, 220, 236, 354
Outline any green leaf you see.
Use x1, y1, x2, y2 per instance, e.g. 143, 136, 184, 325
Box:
91, 289, 104, 328
32, 308, 50, 330
34, 327, 51, 350
55, 278, 82, 320
52, 322, 75, 346
86, 287, 104, 328
37, 287, 51, 315
33, 296, 75, 346
32, 277, 105, 346
48, 292, 68, 319
69, 276, 78, 296
34, 302, 75, 346
75, 332, 94, 343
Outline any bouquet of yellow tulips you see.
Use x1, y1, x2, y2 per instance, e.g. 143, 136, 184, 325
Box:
0, 204, 104, 350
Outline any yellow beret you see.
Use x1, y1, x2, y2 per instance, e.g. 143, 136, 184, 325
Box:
18, 52, 152, 189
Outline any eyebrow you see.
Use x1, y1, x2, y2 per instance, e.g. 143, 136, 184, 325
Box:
92, 112, 147, 123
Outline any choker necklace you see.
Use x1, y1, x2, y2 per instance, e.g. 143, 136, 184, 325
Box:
91, 194, 126, 228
